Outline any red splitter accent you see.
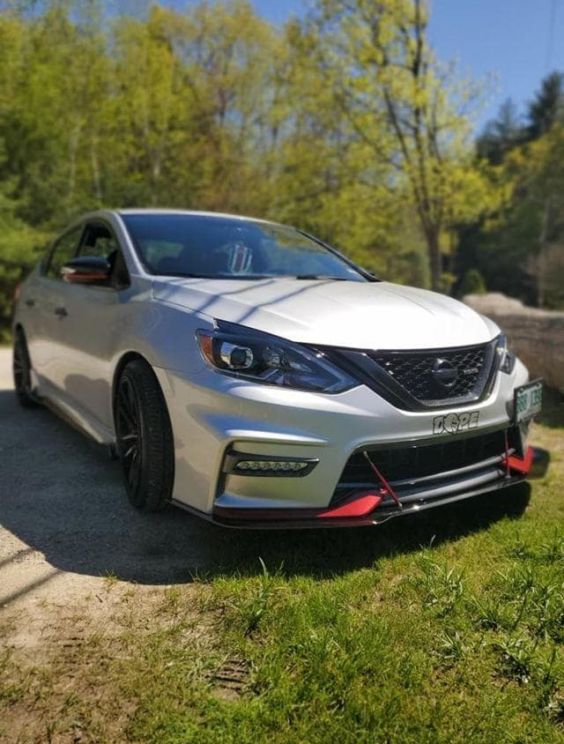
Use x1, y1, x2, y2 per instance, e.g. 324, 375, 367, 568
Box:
504, 446, 534, 475
317, 492, 384, 519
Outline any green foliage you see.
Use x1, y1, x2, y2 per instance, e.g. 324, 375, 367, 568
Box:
462, 72, 564, 309
0, 0, 562, 331
477, 98, 524, 165
0, 0, 497, 335
308, 0, 498, 290
527, 71, 564, 140
0, 169, 49, 337
458, 268, 487, 296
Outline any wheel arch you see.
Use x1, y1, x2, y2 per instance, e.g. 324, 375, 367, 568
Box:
111, 351, 151, 410
111, 351, 172, 428
111, 350, 176, 511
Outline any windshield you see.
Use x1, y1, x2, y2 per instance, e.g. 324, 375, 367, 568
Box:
121, 213, 367, 282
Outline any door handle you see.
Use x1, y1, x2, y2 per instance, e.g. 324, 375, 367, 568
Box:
54, 306, 68, 318
25, 299, 35, 308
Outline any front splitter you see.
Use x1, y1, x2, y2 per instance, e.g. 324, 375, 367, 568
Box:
173, 473, 528, 530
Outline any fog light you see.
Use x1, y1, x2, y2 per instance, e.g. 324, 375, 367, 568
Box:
235, 460, 309, 473
224, 451, 319, 477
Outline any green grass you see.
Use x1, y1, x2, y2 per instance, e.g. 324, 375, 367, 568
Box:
120, 528, 562, 743
119, 401, 563, 743
2, 399, 563, 742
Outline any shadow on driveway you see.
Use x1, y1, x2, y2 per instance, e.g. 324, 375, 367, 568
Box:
0, 389, 531, 585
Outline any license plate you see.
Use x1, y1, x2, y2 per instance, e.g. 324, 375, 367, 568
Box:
514, 380, 543, 423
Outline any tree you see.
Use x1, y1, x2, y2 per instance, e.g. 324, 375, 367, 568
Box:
3, 0, 539, 341
458, 268, 486, 297
508, 125, 564, 307
0, 159, 48, 338
477, 99, 523, 165
457, 72, 564, 308
308, 0, 495, 291
526, 71, 564, 140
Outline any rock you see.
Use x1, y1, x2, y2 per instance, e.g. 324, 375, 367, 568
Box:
464, 293, 564, 392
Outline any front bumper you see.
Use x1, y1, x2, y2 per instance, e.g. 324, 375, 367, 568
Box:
175, 444, 547, 529
207, 441, 540, 528
155, 356, 532, 527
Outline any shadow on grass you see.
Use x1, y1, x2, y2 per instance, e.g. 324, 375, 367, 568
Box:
537, 385, 564, 430
198, 482, 531, 580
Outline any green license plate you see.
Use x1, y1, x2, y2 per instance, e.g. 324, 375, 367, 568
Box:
514, 380, 543, 424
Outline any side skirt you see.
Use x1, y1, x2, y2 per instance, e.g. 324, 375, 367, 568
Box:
37, 379, 115, 446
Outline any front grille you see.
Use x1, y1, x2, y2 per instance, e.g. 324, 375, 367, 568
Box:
338, 428, 515, 488
369, 342, 496, 406
325, 340, 500, 411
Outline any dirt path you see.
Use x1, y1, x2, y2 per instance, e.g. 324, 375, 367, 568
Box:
0, 346, 240, 611
0, 345, 244, 654
0, 346, 228, 741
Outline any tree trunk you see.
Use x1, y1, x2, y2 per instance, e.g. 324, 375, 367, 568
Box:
537, 198, 551, 308
90, 136, 103, 203
427, 228, 442, 292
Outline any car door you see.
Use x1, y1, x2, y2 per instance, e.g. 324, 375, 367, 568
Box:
53, 220, 131, 432
28, 224, 84, 385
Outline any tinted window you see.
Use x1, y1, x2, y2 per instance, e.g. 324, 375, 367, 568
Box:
79, 223, 120, 262
122, 214, 366, 281
79, 222, 130, 289
45, 226, 83, 280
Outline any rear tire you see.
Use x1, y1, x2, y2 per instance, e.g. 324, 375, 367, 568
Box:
13, 329, 38, 408
114, 359, 175, 512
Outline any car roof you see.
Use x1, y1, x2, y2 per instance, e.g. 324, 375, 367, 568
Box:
115, 208, 274, 225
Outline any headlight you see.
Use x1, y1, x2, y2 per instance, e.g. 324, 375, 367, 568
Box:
497, 334, 516, 374
196, 321, 357, 393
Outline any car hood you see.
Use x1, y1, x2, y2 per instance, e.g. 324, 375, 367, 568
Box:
152, 277, 499, 350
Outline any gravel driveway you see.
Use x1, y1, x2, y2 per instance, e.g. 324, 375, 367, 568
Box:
0, 347, 242, 611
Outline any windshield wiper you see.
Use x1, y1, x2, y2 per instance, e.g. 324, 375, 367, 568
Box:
157, 271, 210, 278
157, 272, 271, 280
294, 274, 351, 281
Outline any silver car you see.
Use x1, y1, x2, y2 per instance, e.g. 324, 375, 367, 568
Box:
12, 209, 542, 527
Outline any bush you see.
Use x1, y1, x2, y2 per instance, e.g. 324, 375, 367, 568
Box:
459, 268, 487, 297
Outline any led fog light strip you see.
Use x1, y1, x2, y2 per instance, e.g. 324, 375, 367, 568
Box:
223, 450, 319, 478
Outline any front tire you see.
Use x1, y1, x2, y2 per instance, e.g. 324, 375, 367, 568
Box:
115, 359, 174, 512
13, 329, 38, 408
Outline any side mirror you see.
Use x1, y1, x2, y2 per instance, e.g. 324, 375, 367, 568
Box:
61, 256, 112, 285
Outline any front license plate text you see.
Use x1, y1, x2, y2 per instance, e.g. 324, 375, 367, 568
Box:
433, 411, 480, 435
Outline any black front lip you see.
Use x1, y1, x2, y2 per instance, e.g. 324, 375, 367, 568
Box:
172, 472, 527, 530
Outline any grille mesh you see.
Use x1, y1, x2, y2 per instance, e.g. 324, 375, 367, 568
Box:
339, 429, 512, 486
369, 343, 493, 405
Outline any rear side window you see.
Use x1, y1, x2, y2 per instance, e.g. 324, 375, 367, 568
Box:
45, 226, 83, 280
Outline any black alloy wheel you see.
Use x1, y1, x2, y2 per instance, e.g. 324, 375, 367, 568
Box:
115, 359, 174, 512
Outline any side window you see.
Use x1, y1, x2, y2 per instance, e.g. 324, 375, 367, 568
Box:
45, 226, 83, 280
79, 223, 120, 261
79, 222, 130, 289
